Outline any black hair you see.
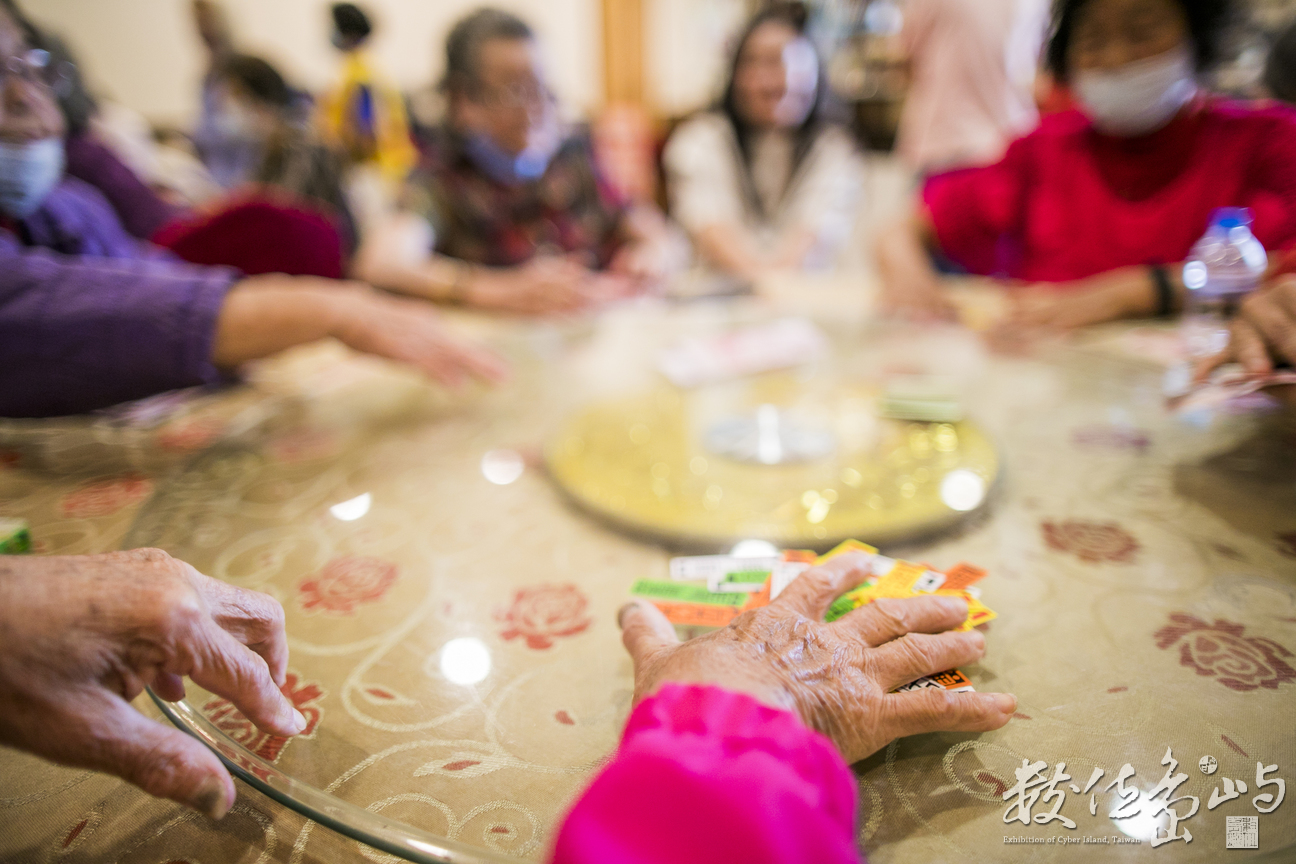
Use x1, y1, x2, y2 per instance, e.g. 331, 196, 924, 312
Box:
719, 2, 837, 219
1046, 0, 1236, 80
442, 7, 533, 95
1264, 19, 1296, 104
331, 3, 371, 43
217, 54, 293, 110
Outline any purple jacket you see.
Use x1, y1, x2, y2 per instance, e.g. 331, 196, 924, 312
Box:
64, 133, 182, 240
0, 179, 236, 418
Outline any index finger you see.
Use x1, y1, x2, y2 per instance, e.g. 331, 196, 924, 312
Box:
773, 552, 875, 621
182, 621, 305, 738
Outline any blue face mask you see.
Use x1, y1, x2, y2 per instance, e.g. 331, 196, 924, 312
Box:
0, 138, 65, 219
464, 132, 556, 186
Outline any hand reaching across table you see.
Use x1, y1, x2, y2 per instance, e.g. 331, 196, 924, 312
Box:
0, 549, 301, 820
1195, 276, 1296, 403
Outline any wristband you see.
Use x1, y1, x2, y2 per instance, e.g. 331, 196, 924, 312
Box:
1150, 266, 1174, 318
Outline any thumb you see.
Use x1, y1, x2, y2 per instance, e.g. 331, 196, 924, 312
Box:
91, 693, 236, 819
618, 599, 678, 669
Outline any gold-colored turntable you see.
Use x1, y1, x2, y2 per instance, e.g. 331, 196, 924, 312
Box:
545, 375, 999, 551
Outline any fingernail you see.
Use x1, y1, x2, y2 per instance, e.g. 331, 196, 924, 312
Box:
291, 708, 307, 734
616, 602, 636, 629
194, 776, 232, 820
994, 693, 1018, 714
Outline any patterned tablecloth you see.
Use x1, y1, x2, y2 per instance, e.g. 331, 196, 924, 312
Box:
1, 285, 1294, 864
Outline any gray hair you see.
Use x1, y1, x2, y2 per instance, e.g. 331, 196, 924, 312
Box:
442, 8, 533, 94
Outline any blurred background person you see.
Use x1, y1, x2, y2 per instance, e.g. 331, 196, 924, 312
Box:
1263, 17, 1296, 104
155, 53, 357, 276
895, 0, 1050, 174
317, 2, 417, 235
663, 2, 864, 280
355, 8, 677, 316
877, 0, 1296, 329
0, 3, 502, 418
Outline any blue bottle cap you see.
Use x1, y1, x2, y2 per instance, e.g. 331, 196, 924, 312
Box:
1209, 207, 1253, 230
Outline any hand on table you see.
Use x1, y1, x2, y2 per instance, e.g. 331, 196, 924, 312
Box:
619, 552, 1016, 763
333, 286, 510, 389
1195, 276, 1296, 402
467, 256, 637, 316
0, 549, 301, 820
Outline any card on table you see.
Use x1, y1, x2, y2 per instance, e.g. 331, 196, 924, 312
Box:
655, 318, 828, 389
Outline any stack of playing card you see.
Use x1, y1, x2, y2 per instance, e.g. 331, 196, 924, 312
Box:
1165, 363, 1296, 415
631, 540, 996, 694
0, 517, 31, 554
655, 318, 828, 389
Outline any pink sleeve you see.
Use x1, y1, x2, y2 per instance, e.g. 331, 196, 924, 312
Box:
922, 138, 1031, 277
550, 684, 860, 864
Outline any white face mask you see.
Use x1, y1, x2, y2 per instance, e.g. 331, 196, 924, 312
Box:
1073, 44, 1198, 136
0, 138, 65, 219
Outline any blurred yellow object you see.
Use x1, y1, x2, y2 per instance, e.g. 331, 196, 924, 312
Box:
545, 383, 999, 551
319, 51, 417, 186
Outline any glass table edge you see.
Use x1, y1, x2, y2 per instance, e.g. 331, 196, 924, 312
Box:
147, 689, 517, 864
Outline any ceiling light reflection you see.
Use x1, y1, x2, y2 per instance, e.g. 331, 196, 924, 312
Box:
481, 450, 525, 485
940, 470, 985, 512
439, 637, 491, 685
329, 492, 372, 522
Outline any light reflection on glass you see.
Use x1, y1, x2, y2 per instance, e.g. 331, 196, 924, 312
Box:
481, 450, 525, 485
940, 470, 985, 512
439, 637, 491, 685
329, 493, 372, 522
1112, 792, 1169, 842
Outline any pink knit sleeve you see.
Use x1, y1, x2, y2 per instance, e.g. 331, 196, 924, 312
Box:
550, 684, 860, 864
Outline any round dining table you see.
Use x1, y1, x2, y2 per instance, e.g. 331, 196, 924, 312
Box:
1, 275, 1293, 864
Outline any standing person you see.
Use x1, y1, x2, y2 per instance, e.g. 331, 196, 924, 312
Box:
318, 1, 417, 226
355, 8, 676, 315
877, 0, 1296, 329
895, 0, 1050, 174
662, 2, 864, 278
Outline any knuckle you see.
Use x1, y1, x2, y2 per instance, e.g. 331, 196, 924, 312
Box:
870, 598, 912, 632
124, 740, 197, 798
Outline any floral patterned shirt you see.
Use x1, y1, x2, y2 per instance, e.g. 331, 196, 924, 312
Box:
405, 126, 629, 269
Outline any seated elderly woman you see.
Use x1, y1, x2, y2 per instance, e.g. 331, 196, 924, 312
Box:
878, 0, 1296, 329
0, 4, 502, 418
0, 547, 1013, 863
355, 8, 675, 316
663, 2, 863, 278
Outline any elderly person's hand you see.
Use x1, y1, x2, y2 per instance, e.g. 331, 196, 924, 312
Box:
0, 549, 302, 820
619, 552, 1016, 763
1194, 276, 1296, 403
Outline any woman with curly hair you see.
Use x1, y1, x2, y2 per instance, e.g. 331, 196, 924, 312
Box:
878, 0, 1296, 330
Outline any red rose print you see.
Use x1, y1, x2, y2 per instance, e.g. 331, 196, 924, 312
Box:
1276, 533, 1296, 559
1154, 614, 1296, 692
496, 584, 591, 650
60, 475, 154, 518
1071, 425, 1151, 452
1042, 520, 1140, 563
203, 672, 324, 762
297, 556, 399, 614
0, 450, 19, 471
156, 418, 225, 452
270, 429, 339, 463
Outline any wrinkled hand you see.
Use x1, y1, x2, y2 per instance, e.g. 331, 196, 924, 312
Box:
619, 552, 1016, 763
0, 549, 301, 819
336, 288, 509, 388
468, 257, 636, 315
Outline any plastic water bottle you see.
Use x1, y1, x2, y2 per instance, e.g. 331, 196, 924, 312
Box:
1181, 207, 1267, 359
